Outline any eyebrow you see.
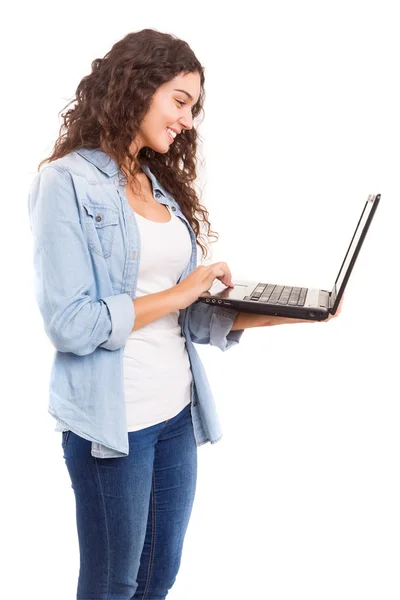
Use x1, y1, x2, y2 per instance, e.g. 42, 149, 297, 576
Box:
173, 89, 196, 103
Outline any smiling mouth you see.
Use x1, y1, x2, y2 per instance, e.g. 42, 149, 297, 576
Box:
166, 127, 177, 143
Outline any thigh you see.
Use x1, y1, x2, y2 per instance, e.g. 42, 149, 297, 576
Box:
62, 429, 157, 600
134, 403, 198, 599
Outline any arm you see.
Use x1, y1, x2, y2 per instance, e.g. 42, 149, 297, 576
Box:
28, 165, 135, 355
231, 301, 343, 330
231, 313, 306, 330
131, 289, 182, 331
186, 300, 244, 351
29, 168, 232, 351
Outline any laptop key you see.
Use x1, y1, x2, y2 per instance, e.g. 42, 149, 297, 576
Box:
288, 287, 301, 305
259, 284, 276, 302
298, 288, 307, 306
250, 283, 268, 301
277, 286, 293, 304
267, 285, 284, 304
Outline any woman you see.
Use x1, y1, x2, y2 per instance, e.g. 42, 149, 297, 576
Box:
28, 29, 341, 600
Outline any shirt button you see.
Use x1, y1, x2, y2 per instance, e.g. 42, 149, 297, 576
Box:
95, 214, 102, 222
155, 192, 161, 198
171, 206, 176, 212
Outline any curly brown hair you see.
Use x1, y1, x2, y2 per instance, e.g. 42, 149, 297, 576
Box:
38, 28, 218, 259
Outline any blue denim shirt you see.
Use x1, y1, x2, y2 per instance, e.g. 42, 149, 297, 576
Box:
28, 148, 244, 458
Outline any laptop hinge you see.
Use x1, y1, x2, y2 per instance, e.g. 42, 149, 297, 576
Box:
328, 286, 337, 310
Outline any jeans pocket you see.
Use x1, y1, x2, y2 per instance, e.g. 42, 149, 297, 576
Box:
62, 430, 71, 449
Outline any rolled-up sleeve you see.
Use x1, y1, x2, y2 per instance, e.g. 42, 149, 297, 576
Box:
98, 293, 135, 351
187, 300, 244, 352
28, 165, 135, 355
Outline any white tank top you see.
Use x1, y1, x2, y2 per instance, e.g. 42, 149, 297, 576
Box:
123, 204, 193, 431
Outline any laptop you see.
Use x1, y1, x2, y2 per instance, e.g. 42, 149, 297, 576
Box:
198, 194, 381, 321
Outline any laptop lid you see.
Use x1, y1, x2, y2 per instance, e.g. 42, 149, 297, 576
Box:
330, 194, 380, 313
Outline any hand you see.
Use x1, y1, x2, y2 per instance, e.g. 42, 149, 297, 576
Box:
323, 295, 344, 322
294, 295, 344, 324
290, 295, 344, 324
174, 262, 234, 309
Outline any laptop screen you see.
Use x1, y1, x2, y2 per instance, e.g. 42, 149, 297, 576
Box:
333, 194, 380, 309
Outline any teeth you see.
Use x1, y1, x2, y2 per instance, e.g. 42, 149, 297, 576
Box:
166, 127, 177, 139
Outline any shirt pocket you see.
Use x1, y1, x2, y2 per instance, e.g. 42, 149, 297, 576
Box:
82, 201, 120, 258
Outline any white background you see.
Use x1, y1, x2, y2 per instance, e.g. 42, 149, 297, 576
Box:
2, 1, 399, 598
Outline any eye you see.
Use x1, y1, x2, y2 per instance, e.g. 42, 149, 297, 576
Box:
176, 99, 196, 116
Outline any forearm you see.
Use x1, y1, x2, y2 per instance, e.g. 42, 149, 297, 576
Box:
231, 312, 306, 330
132, 288, 180, 331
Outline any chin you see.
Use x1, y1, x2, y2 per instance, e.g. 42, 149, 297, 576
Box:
146, 142, 170, 155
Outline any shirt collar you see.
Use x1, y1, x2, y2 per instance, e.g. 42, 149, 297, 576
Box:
76, 148, 165, 196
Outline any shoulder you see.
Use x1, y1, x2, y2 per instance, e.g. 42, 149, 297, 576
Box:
28, 152, 98, 206
39, 151, 102, 182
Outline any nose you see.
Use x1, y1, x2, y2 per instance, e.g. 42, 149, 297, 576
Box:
179, 111, 193, 132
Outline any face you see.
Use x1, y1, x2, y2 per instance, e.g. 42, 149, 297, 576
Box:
133, 71, 201, 154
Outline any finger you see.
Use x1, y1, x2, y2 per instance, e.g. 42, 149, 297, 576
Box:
211, 262, 234, 287
219, 262, 233, 286
212, 267, 225, 278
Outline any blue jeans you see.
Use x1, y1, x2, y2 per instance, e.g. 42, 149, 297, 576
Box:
62, 402, 197, 600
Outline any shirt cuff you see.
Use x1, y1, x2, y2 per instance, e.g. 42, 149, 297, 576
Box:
209, 306, 244, 351
98, 293, 135, 351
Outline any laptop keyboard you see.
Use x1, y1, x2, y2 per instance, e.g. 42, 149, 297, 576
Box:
250, 284, 308, 306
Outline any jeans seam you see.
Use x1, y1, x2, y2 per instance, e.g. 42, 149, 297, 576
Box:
94, 458, 111, 598
142, 470, 157, 599
62, 430, 71, 449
